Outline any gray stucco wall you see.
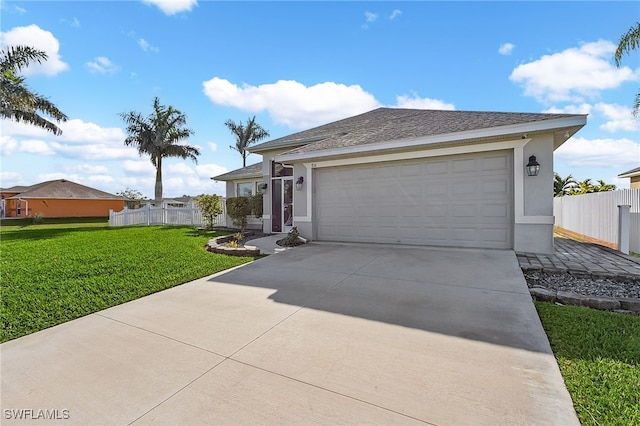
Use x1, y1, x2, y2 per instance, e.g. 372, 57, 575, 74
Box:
514, 134, 555, 254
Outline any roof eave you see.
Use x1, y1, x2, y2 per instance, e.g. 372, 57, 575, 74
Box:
275, 115, 587, 163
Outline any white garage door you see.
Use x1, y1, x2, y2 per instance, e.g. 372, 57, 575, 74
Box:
315, 150, 513, 249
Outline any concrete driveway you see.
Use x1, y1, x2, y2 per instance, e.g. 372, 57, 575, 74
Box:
1, 243, 578, 425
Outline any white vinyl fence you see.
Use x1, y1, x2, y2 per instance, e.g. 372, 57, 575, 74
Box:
109, 202, 226, 227
554, 189, 640, 253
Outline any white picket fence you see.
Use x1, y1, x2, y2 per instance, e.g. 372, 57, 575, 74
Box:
553, 188, 640, 253
109, 202, 226, 227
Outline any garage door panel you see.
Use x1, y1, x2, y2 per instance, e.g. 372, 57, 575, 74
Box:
315, 151, 512, 249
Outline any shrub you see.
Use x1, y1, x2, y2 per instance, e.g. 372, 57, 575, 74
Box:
32, 212, 44, 224
249, 193, 263, 218
226, 197, 251, 230
195, 194, 223, 229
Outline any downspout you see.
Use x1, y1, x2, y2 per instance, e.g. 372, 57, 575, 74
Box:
19, 198, 28, 216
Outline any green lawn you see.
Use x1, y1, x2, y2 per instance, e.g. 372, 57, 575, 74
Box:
536, 302, 640, 425
0, 221, 253, 343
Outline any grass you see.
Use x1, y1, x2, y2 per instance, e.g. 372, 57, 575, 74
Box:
631, 252, 640, 259
536, 302, 640, 425
1, 221, 254, 343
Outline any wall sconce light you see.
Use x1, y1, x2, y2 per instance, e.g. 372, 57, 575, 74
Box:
526, 155, 540, 177
295, 176, 304, 191
258, 183, 268, 194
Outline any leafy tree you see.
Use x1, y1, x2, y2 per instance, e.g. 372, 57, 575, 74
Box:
615, 22, 640, 115
195, 194, 223, 229
120, 97, 199, 205
225, 116, 270, 167
554, 173, 576, 197
1, 45, 68, 134
116, 187, 148, 209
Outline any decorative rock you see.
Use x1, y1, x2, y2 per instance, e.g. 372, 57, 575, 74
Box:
619, 298, 640, 314
556, 291, 585, 307
529, 287, 557, 303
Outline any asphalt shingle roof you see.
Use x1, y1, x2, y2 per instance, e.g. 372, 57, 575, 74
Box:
619, 166, 640, 177
250, 107, 583, 155
213, 162, 262, 181
1, 180, 123, 199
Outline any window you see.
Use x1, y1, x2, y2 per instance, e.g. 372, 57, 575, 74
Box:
272, 162, 293, 177
237, 182, 256, 197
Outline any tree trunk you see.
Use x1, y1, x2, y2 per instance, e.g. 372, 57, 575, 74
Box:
155, 158, 163, 206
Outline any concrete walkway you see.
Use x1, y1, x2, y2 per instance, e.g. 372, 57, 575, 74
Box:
1, 244, 578, 425
517, 236, 640, 278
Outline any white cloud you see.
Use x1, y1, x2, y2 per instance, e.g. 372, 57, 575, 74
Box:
38, 172, 81, 182
86, 175, 115, 185
86, 56, 119, 74
364, 11, 378, 23
122, 160, 155, 175
0, 135, 18, 156
394, 94, 455, 110
202, 77, 380, 129
195, 163, 228, 178
510, 40, 638, 103
61, 17, 80, 28
167, 162, 195, 175
138, 38, 159, 52
0, 171, 23, 188
208, 142, 217, 152
19, 139, 54, 155
0, 25, 68, 76
498, 43, 515, 55
593, 103, 639, 132
544, 102, 639, 133
389, 9, 402, 20
2, 118, 127, 146
50, 142, 138, 161
555, 137, 640, 168
67, 164, 110, 174
543, 104, 593, 115
143, 0, 197, 15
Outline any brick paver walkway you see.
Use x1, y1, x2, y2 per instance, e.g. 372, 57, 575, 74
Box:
517, 237, 640, 279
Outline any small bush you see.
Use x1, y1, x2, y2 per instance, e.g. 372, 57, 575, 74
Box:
32, 212, 45, 224
226, 197, 251, 230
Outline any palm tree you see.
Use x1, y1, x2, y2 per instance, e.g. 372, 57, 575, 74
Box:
569, 178, 596, 195
615, 22, 640, 115
554, 173, 576, 197
1, 45, 68, 134
120, 97, 199, 204
595, 180, 616, 192
225, 116, 269, 167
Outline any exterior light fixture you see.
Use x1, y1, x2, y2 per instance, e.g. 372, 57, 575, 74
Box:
526, 155, 540, 177
258, 183, 268, 194
295, 176, 304, 191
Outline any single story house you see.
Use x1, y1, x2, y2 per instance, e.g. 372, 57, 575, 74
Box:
215, 108, 587, 254
618, 166, 640, 189
0, 179, 124, 219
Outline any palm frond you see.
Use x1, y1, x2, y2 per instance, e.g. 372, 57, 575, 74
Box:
615, 22, 640, 67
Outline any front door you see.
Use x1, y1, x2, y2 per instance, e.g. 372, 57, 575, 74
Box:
271, 162, 294, 233
282, 178, 293, 233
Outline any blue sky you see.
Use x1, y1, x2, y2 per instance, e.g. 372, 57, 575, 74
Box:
1, 0, 639, 198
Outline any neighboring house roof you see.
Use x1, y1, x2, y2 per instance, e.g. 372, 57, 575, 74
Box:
249, 107, 586, 161
2, 179, 123, 200
618, 166, 640, 178
213, 162, 262, 181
